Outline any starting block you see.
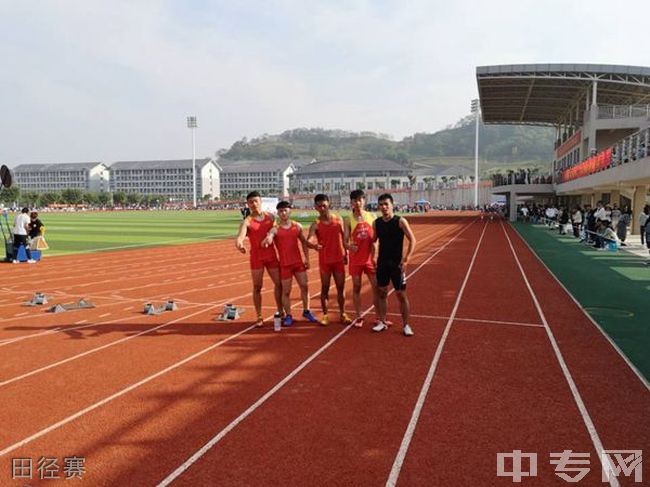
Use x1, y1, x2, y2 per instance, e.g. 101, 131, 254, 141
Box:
215, 303, 245, 321
143, 300, 178, 315
24, 292, 49, 306
47, 299, 95, 313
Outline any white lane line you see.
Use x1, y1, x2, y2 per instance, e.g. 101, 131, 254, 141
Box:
156, 221, 477, 487
500, 223, 620, 487
386, 222, 488, 487
0, 222, 463, 461
386, 312, 543, 328
511, 224, 649, 391
0, 303, 208, 388
14, 312, 29, 317
99, 313, 111, 318
74, 320, 88, 325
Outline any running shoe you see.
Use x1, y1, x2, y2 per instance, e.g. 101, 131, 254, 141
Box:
320, 315, 329, 326
254, 316, 264, 328
372, 321, 388, 332
352, 317, 364, 328
340, 313, 352, 325
283, 314, 294, 327
302, 309, 319, 323
403, 324, 414, 337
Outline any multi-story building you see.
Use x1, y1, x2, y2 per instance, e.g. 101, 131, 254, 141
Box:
109, 159, 221, 200
290, 159, 412, 194
13, 162, 110, 193
219, 159, 297, 199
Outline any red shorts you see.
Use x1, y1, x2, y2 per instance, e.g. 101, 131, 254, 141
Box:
320, 261, 345, 275
280, 262, 307, 280
349, 261, 375, 277
250, 254, 279, 271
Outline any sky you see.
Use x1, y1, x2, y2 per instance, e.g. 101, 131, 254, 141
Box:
1, 0, 649, 165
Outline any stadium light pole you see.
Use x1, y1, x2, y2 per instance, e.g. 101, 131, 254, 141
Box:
186, 116, 197, 208
470, 99, 480, 208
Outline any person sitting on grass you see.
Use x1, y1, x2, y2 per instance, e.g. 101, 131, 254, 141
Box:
262, 201, 319, 326
593, 219, 619, 250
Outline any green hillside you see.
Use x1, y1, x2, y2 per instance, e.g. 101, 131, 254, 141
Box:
218, 115, 555, 174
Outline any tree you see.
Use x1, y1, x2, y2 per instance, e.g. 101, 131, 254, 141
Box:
21, 191, 41, 208
82, 191, 98, 205
0, 185, 20, 205
126, 192, 141, 206
97, 192, 111, 207
61, 188, 83, 205
112, 191, 126, 206
41, 192, 61, 206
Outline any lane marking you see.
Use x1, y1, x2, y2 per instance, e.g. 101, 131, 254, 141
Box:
386, 312, 544, 328
386, 222, 488, 486
157, 221, 478, 486
510, 224, 649, 391
500, 223, 620, 487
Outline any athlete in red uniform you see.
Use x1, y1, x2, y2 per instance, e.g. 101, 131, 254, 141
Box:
307, 194, 352, 326
263, 201, 319, 326
235, 191, 282, 327
343, 189, 379, 328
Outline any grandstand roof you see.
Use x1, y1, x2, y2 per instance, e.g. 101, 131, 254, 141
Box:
219, 159, 299, 173
14, 162, 105, 172
110, 159, 214, 170
294, 159, 409, 176
476, 64, 650, 126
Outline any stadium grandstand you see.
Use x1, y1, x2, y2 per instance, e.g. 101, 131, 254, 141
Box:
479, 63, 650, 227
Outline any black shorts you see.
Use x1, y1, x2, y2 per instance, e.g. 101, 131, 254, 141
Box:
377, 261, 406, 291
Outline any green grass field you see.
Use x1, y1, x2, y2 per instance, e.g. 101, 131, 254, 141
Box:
11, 210, 323, 256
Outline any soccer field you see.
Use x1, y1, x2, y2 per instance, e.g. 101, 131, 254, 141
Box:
30, 210, 321, 256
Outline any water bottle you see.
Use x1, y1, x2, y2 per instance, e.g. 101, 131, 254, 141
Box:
273, 312, 282, 332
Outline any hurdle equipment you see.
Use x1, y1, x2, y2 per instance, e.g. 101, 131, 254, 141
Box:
143, 300, 178, 315
24, 292, 49, 306
47, 299, 95, 313
215, 303, 245, 321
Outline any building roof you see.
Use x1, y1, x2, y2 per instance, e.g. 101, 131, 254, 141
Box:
294, 159, 409, 175
477, 63, 650, 126
109, 159, 214, 170
13, 162, 105, 172
218, 159, 299, 173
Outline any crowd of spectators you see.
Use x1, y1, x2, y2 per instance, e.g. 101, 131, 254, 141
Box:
491, 169, 553, 186
519, 201, 650, 256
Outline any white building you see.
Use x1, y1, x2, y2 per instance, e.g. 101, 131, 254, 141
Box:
410, 165, 474, 191
109, 159, 221, 200
291, 159, 412, 194
13, 162, 110, 193
219, 159, 297, 199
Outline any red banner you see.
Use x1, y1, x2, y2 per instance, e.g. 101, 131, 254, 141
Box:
556, 130, 582, 159
559, 148, 612, 183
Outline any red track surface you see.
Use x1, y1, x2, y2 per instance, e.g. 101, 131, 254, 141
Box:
0, 216, 647, 486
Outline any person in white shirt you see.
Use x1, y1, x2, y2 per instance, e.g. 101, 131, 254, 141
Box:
594, 201, 607, 221
12, 207, 35, 263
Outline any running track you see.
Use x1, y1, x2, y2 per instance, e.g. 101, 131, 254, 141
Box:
0, 216, 647, 486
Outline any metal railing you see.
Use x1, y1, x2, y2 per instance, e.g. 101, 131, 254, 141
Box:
597, 104, 650, 120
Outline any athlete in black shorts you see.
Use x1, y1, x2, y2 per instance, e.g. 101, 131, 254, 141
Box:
372, 193, 417, 336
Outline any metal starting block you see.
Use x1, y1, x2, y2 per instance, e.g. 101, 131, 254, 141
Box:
143, 300, 178, 315
215, 303, 245, 321
24, 292, 49, 306
48, 299, 95, 313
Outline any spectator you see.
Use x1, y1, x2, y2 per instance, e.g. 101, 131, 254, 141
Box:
610, 203, 621, 228
571, 205, 583, 238
12, 207, 35, 263
593, 219, 619, 249
558, 207, 569, 235
638, 205, 649, 247
616, 207, 631, 246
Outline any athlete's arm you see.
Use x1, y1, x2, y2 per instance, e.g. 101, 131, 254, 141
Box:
296, 222, 310, 269
399, 217, 416, 268
262, 225, 278, 248
338, 217, 348, 264
306, 222, 321, 250
235, 218, 249, 254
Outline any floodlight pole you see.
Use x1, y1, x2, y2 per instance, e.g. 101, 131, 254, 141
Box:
187, 116, 197, 208
471, 99, 480, 208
